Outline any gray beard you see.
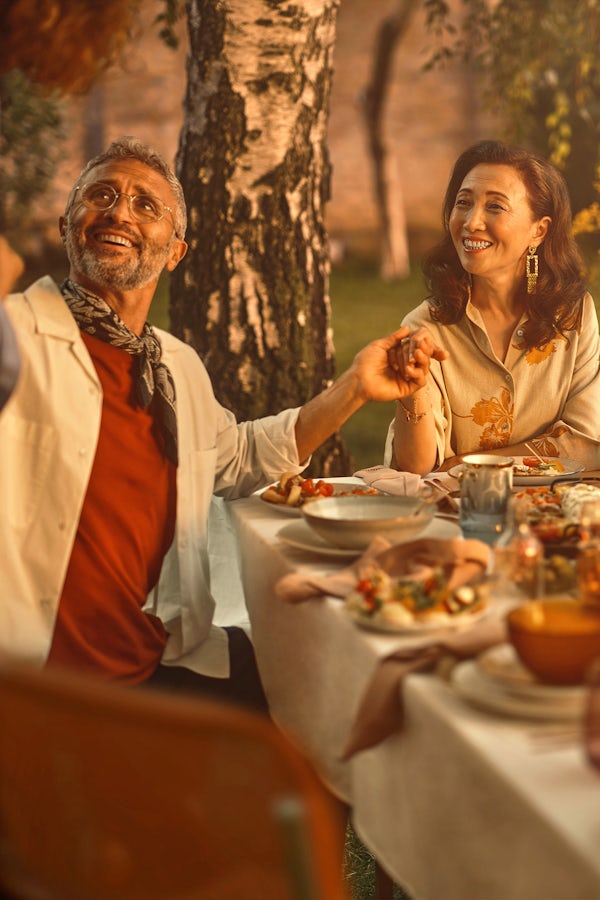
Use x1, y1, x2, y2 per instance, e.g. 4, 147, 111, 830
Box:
65, 227, 171, 290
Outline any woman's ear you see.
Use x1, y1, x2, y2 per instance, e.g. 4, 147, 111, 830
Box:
534, 216, 551, 244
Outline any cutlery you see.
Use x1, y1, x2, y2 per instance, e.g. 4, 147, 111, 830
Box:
427, 478, 460, 513
524, 442, 547, 465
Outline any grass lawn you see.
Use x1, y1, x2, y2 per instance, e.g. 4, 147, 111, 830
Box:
329, 258, 426, 471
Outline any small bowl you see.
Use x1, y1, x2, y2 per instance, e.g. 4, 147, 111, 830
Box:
506, 598, 600, 685
301, 493, 435, 550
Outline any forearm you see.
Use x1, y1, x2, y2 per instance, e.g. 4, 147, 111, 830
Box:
294, 368, 366, 463
437, 434, 598, 474
390, 387, 438, 475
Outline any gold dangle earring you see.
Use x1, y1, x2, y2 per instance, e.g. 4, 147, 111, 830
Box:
526, 244, 538, 294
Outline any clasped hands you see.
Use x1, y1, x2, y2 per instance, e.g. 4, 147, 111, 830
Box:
352, 325, 448, 404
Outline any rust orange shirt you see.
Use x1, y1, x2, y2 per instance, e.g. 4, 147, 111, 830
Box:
47, 332, 176, 682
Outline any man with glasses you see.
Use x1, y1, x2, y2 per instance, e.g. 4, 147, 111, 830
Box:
0, 136, 445, 710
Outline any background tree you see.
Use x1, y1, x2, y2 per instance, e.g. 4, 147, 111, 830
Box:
361, 0, 419, 282
424, 0, 600, 216
171, 0, 351, 476
0, 0, 143, 258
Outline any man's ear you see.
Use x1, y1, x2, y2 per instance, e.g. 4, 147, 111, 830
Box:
58, 216, 67, 245
165, 238, 188, 272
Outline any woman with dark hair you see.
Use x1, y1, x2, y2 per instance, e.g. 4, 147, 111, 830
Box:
385, 139, 600, 474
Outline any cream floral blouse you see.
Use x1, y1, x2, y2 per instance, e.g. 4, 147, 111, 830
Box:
384, 292, 600, 470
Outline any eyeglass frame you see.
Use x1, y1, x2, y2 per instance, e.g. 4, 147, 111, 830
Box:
72, 181, 180, 235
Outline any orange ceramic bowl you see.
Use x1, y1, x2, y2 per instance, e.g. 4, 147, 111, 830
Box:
506, 599, 600, 685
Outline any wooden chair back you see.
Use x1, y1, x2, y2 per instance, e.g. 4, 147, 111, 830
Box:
0, 662, 347, 900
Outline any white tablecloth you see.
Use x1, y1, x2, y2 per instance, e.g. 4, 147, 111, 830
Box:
224, 491, 600, 900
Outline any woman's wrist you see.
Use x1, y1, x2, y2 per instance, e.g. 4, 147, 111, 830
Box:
397, 387, 431, 425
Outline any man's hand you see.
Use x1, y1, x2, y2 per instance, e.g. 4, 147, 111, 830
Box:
0, 237, 24, 298
351, 325, 448, 403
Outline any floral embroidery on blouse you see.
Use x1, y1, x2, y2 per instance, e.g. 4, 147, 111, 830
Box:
455, 385, 513, 450
535, 425, 570, 456
524, 337, 566, 366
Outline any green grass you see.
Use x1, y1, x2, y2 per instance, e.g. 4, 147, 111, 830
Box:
345, 822, 412, 900
329, 259, 425, 471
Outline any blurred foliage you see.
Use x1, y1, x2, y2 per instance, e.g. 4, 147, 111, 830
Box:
423, 0, 600, 217
0, 70, 64, 242
155, 0, 186, 48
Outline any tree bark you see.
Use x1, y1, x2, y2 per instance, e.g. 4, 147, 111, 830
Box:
171, 0, 351, 476
362, 0, 419, 281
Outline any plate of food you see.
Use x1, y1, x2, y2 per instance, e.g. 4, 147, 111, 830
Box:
344, 561, 489, 634
513, 482, 593, 555
448, 456, 583, 487
257, 473, 379, 516
510, 456, 583, 485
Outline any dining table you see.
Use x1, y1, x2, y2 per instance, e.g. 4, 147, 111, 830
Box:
211, 474, 600, 900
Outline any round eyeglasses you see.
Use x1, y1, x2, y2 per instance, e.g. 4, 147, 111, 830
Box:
73, 181, 178, 231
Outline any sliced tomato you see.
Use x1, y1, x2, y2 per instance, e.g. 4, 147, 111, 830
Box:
522, 456, 545, 468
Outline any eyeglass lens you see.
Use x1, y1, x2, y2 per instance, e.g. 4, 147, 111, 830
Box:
80, 183, 165, 223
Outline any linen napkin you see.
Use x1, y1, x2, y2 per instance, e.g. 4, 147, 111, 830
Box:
354, 465, 422, 496
276, 536, 506, 757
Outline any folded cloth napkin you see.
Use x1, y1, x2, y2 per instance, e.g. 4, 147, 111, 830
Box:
341, 611, 506, 758
276, 535, 490, 604
275, 536, 505, 757
354, 465, 422, 496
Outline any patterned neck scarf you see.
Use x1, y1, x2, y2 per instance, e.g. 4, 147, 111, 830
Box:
61, 278, 178, 466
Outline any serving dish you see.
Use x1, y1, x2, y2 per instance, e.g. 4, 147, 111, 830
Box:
301, 493, 435, 550
277, 516, 461, 559
506, 598, 600, 685
348, 601, 489, 635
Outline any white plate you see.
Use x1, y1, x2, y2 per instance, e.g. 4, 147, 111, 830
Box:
449, 457, 584, 487
452, 660, 585, 721
476, 644, 585, 705
277, 515, 461, 558
256, 479, 377, 517
278, 521, 361, 557
349, 602, 489, 635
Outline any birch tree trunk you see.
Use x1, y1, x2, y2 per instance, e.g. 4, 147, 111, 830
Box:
171, 0, 351, 475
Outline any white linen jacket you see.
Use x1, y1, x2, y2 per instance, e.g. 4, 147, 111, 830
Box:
1, 277, 303, 676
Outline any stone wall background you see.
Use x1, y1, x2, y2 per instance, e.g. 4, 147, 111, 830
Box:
41, 0, 498, 263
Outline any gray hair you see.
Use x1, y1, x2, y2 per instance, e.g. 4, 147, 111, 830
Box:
65, 136, 187, 239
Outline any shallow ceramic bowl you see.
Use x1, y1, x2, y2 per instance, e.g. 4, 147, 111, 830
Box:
301, 493, 435, 550
506, 598, 600, 685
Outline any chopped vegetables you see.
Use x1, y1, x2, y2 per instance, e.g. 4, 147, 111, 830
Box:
261, 473, 378, 508
345, 563, 487, 628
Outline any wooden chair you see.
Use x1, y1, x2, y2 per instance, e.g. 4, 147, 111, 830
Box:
0, 661, 348, 900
